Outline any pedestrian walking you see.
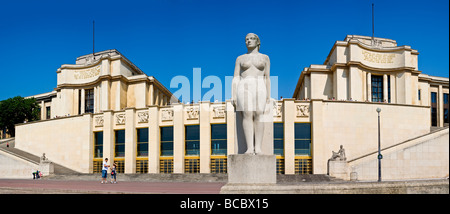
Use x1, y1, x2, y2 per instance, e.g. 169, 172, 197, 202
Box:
110, 162, 117, 184
101, 158, 110, 184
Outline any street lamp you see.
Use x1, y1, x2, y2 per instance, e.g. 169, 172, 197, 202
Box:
376, 107, 382, 182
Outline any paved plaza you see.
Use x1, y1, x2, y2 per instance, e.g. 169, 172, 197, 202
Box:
0, 179, 225, 194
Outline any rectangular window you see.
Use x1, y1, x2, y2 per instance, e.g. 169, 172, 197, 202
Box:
295, 123, 311, 156
37, 107, 41, 120
211, 157, 227, 173
418, 89, 421, 101
371, 75, 383, 102
137, 128, 149, 157
115, 130, 125, 157
46, 106, 51, 119
185, 125, 200, 156
78, 89, 82, 115
387, 76, 391, 103
431, 92, 437, 126
94, 132, 103, 158
431, 92, 437, 104
211, 124, 227, 156
273, 123, 284, 156
93, 131, 103, 173
185, 157, 200, 173
85, 89, 94, 113
444, 93, 449, 124
136, 159, 148, 174
160, 157, 173, 173
160, 126, 173, 157
114, 160, 125, 174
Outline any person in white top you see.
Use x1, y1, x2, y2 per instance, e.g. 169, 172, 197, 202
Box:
101, 158, 110, 184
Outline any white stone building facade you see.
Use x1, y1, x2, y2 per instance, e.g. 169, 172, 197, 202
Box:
14, 35, 449, 181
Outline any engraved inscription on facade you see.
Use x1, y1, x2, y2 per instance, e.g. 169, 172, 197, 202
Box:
296, 105, 309, 117
73, 65, 101, 80
362, 50, 395, 64
116, 113, 126, 125
137, 111, 149, 123
94, 116, 104, 127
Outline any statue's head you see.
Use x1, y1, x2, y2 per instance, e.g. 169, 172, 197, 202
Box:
245, 33, 260, 51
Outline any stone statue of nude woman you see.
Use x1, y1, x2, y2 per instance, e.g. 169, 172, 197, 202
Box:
231, 33, 271, 155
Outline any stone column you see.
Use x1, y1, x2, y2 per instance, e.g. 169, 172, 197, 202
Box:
149, 84, 154, 106
349, 66, 362, 101
283, 99, 295, 174
383, 74, 388, 102
438, 85, 444, 127
94, 86, 98, 113
304, 75, 310, 99
102, 111, 114, 167
367, 73, 372, 101
311, 99, 325, 174
226, 100, 236, 155
124, 108, 136, 173
173, 104, 185, 173
135, 83, 146, 109
73, 89, 79, 115
80, 88, 85, 114
390, 74, 396, 103
40, 101, 45, 120
199, 102, 211, 173
155, 88, 160, 106
334, 68, 346, 100
148, 106, 160, 173
101, 80, 110, 111
83, 113, 94, 173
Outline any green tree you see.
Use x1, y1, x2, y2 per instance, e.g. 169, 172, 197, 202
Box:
0, 96, 40, 137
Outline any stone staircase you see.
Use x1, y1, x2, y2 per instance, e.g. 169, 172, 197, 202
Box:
0, 138, 79, 175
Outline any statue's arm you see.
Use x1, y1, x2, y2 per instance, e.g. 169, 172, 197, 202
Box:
231, 57, 241, 106
265, 55, 271, 103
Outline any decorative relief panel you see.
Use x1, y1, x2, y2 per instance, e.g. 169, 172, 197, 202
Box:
161, 109, 174, 121
94, 116, 104, 127
116, 113, 126, 125
296, 105, 309, 117
212, 106, 226, 118
186, 107, 199, 120
137, 111, 149, 123
273, 103, 282, 117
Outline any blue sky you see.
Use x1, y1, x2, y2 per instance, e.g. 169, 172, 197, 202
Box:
0, 0, 448, 101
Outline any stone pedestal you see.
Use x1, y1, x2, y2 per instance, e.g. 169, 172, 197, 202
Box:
39, 162, 54, 176
227, 154, 276, 184
328, 160, 349, 180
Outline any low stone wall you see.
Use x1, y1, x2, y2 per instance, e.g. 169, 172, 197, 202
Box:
0, 150, 38, 179
220, 179, 449, 194
0, 150, 55, 179
348, 128, 449, 181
